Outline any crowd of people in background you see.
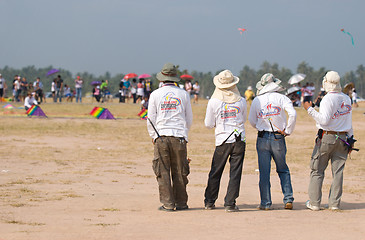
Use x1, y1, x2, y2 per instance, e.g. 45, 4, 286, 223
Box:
285, 82, 316, 107
110, 76, 202, 114
0, 74, 85, 104
0, 72, 360, 111
6, 75, 47, 104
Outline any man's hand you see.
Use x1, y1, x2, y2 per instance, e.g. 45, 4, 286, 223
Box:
277, 129, 285, 135
278, 129, 289, 137
303, 101, 313, 110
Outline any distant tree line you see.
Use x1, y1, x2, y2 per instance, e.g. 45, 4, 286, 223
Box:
0, 61, 364, 98
188, 61, 365, 98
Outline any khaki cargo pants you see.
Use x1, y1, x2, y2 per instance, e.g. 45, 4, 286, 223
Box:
152, 136, 190, 210
308, 133, 348, 208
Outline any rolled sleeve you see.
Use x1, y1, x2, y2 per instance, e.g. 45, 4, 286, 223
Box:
283, 98, 296, 135
185, 93, 193, 130
307, 97, 332, 126
248, 100, 258, 129
204, 100, 215, 129
147, 95, 158, 139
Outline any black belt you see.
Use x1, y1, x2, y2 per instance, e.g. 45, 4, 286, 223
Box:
258, 130, 281, 138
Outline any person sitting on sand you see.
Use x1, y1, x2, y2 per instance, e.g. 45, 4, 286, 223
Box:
64, 84, 72, 102
93, 85, 101, 102
24, 92, 38, 111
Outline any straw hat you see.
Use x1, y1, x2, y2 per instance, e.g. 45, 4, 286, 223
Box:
213, 70, 240, 89
256, 73, 285, 95
156, 63, 180, 82
323, 71, 341, 92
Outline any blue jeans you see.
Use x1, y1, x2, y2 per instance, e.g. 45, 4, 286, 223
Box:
55, 88, 62, 102
256, 132, 294, 207
76, 88, 82, 103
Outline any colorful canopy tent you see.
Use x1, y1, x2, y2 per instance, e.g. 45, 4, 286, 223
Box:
90, 107, 115, 119
26, 105, 47, 118
137, 109, 148, 120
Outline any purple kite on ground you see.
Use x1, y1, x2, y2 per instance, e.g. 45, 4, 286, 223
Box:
90, 107, 115, 119
26, 105, 47, 118
98, 108, 115, 119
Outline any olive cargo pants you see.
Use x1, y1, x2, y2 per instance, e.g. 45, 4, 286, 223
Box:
152, 136, 190, 209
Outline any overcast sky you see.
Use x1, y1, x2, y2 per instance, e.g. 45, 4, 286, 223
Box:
1, 0, 364, 77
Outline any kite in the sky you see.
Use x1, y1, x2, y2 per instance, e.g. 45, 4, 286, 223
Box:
341, 29, 354, 46
238, 28, 246, 35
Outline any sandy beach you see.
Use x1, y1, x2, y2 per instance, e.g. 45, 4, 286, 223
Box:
0, 100, 364, 240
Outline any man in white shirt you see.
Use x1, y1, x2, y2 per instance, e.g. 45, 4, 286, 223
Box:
204, 70, 247, 212
248, 73, 297, 210
14, 76, 21, 102
303, 71, 354, 211
24, 92, 38, 110
147, 63, 193, 211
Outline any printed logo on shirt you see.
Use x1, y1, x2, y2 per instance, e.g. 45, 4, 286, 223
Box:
220, 104, 240, 119
332, 102, 351, 119
257, 103, 281, 118
160, 92, 181, 111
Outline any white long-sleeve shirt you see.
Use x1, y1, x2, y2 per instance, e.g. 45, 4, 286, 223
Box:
24, 96, 38, 108
307, 91, 353, 136
147, 83, 193, 141
248, 92, 297, 135
205, 98, 247, 146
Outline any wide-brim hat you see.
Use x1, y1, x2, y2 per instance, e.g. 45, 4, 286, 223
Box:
156, 63, 180, 82
323, 71, 341, 92
213, 70, 239, 89
257, 73, 285, 95
259, 82, 285, 95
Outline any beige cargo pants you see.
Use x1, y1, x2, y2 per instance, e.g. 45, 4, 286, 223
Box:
308, 133, 348, 208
